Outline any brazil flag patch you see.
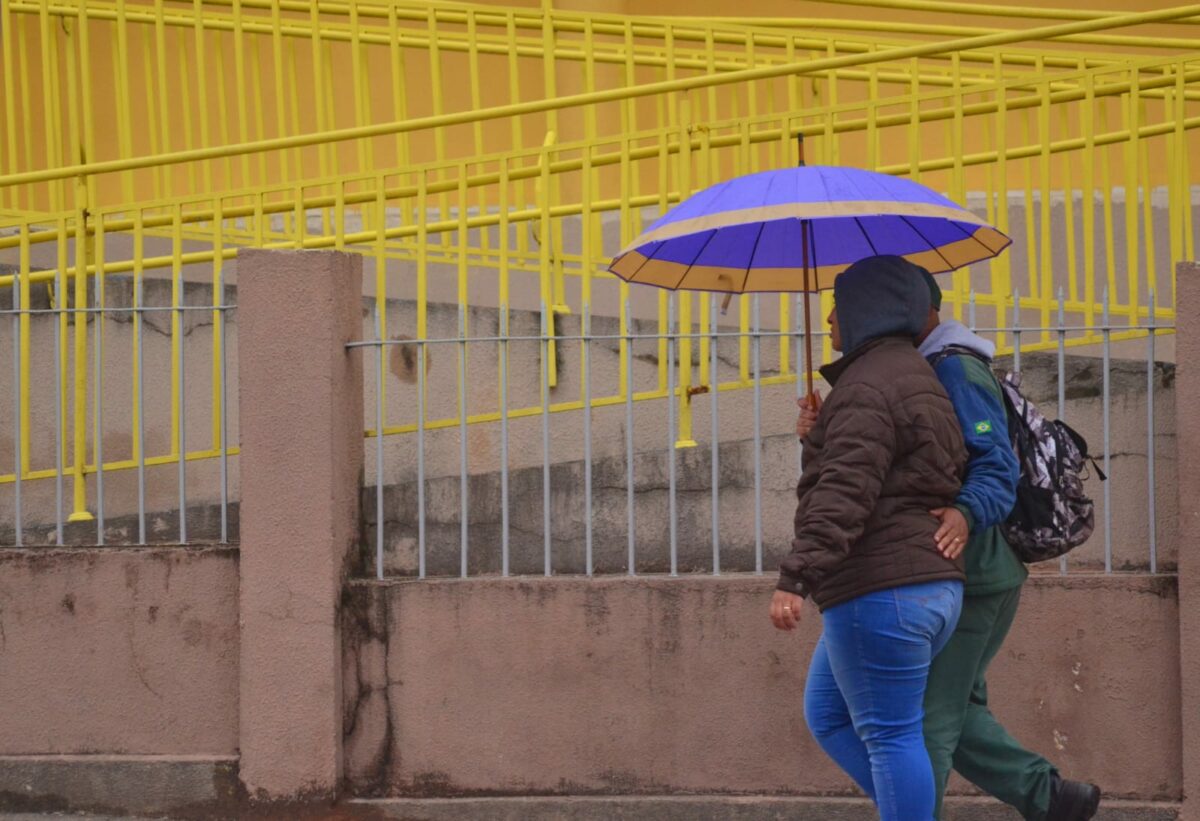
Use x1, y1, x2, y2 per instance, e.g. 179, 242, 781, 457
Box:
974, 420, 993, 435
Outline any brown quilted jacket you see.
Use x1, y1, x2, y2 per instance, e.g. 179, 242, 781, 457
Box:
777, 336, 968, 611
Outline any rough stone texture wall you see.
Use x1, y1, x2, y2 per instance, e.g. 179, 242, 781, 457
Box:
1172, 261, 1200, 821
342, 574, 1180, 801
0, 546, 239, 755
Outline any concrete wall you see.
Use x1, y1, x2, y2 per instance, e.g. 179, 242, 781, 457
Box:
342, 574, 1181, 802
0, 546, 239, 757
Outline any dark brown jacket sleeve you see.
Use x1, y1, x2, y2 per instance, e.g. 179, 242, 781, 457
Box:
777, 382, 898, 595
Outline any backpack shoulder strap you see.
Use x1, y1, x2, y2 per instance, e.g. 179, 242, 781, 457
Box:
927, 344, 993, 371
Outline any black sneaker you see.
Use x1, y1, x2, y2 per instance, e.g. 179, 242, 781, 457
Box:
1048, 773, 1101, 821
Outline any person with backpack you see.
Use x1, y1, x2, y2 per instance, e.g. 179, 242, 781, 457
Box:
771, 255, 968, 821
797, 260, 1101, 820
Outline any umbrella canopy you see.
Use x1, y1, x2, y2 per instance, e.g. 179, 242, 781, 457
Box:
608, 165, 1010, 293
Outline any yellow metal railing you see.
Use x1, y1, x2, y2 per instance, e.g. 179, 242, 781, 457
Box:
4, 0, 1198, 211
0, 0, 1196, 529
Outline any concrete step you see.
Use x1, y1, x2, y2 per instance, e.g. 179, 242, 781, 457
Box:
351, 795, 1178, 821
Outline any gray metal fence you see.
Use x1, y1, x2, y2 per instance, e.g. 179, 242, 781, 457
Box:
1, 269, 236, 547
352, 288, 1175, 581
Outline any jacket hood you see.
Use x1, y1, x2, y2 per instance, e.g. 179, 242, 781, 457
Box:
834, 255, 931, 354
917, 318, 997, 361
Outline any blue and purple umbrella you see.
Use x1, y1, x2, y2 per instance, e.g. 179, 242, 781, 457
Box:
607, 164, 1011, 395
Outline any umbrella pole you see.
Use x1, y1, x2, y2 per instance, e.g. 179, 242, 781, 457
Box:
801, 219, 816, 402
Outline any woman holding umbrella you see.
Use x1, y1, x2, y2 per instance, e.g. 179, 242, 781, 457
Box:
610, 162, 1011, 819
770, 254, 967, 821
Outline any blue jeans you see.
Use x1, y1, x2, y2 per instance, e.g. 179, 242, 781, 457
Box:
804, 580, 964, 821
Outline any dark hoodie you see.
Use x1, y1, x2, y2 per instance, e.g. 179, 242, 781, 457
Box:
777, 256, 968, 610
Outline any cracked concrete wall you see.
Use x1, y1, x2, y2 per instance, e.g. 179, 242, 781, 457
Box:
0, 546, 239, 756
341, 574, 1180, 801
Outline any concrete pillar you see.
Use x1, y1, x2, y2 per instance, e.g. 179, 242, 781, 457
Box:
236, 249, 364, 800
1177, 261, 1200, 820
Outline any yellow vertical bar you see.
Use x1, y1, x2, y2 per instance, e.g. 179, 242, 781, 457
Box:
19, 225, 31, 474
867, 58, 880, 170
1167, 66, 1183, 308
581, 144, 594, 396
388, 3, 410, 170
1125, 72, 1141, 324
951, 53, 967, 323
1038, 70, 1053, 340
677, 101, 693, 446
1138, 97, 1156, 321
152, 0, 173, 196
0, 0, 16, 209
249, 28, 268, 188
131, 211, 143, 466
94, 216, 105, 471
323, 40, 338, 219
541, 1, 558, 138
1099, 93, 1118, 309
113, 0, 134, 201
825, 43, 839, 166
38, 0, 63, 210
140, 24, 164, 198
17, 17, 36, 206
698, 126, 712, 387
171, 203, 182, 464
468, 11, 488, 261
466, 10, 484, 161
178, 28, 198, 196
820, 290, 833, 365
375, 175, 388, 420
1020, 108, 1038, 321
506, 13, 526, 256
737, 121, 750, 382
993, 55, 1010, 349
1182, 61, 1195, 270
286, 38, 302, 206
70, 208, 90, 521
621, 20, 637, 141
308, 1, 329, 183
269, 0, 287, 184
908, 57, 921, 182
493, 162, 510, 320
417, 170, 428, 342
231, 0, 251, 187
211, 197, 224, 450
76, 1, 96, 207
583, 17, 597, 187
656, 132, 668, 393
426, 8, 447, 248
457, 166, 469, 315
213, 28, 232, 189
1173, 60, 1188, 308
57, 217, 69, 485
708, 29, 720, 127
1081, 68, 1096, 329
1059, 101, 1078, 305
350, 0, 368, 176
64, 1, 81, 172
335, 180, 345, 251
619, 136, 631, 397
537, 143, 558, 388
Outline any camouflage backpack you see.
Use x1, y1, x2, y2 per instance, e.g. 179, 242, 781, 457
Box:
931, 347, 1103, 563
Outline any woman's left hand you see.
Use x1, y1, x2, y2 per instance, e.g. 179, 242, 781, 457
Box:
770, 590, 805, 631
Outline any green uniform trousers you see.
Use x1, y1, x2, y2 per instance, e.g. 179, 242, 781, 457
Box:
923, 586, 1057, 820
